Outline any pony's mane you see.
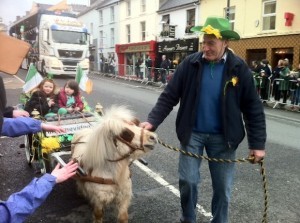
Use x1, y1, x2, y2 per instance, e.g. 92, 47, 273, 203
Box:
82, 105, 136, 170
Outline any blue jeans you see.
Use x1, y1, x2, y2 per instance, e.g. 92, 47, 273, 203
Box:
179, 132, 236, 223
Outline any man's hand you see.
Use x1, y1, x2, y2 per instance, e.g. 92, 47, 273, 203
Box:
13, 110, 29, 118
140, 121, 153, 130
249, 149, 265, 163
51, 160, 79, 184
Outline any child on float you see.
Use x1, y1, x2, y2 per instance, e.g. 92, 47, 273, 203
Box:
24, 78, 59, 117
58, 80, 83, 115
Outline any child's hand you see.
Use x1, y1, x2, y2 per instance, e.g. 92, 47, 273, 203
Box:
74, 107, 80, 111
67, 107, 74, 113
48, 99, 54, 107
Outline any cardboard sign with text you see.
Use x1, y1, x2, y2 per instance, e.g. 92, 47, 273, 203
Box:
0, 33, 30, 75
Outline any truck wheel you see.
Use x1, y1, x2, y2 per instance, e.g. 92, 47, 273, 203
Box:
42, 61, 47, 77
40, 153, 51, 173
24, 134, 34, 165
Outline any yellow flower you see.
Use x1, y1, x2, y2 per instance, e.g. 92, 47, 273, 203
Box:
224, 76, 238, 95
231, 76, 238, 86
201, 25, 222, 39
41, 137, 60, 154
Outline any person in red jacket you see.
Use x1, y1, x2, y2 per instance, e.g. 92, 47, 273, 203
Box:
58, 80, 83, 115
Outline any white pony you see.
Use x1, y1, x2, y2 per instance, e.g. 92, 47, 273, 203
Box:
71, 105, 158, 223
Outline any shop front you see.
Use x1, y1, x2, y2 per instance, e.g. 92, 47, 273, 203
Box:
115, 41, 157, 78
157, 38, 199, 69
230, 34, 300, 70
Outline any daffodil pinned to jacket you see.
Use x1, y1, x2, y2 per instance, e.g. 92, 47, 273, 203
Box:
224, 76, 238, 95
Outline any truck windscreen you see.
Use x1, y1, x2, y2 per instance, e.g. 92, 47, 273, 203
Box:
52, 30, 87, 45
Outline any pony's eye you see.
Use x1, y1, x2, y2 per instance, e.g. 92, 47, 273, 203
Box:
120, 128, 134, 142
131, 118, 140, 126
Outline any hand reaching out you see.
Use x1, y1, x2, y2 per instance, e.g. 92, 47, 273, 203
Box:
41, 123, 66, 133
51, 160, 79, 184
13, 110, 29, 118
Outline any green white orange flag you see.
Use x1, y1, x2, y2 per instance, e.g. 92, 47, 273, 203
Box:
23, 64, 43, 93
75, 65, 93, 94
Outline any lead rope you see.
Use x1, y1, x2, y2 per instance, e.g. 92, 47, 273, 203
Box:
158, 138, 268, 223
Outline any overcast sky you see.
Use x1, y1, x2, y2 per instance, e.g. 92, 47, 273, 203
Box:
0, 0, 89, 26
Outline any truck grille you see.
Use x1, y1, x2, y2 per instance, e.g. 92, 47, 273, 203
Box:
58, 50, 83, 58
62, 61, 78, 66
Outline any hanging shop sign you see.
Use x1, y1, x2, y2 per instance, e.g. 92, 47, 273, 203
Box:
158, 38, 198, 53
169, 25, 175, 38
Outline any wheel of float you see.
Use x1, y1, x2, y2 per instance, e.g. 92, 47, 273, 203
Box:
24, 134, 33, 165
40, 154, 51, 174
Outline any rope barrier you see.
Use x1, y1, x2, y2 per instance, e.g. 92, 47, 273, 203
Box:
158, 138, 268, 223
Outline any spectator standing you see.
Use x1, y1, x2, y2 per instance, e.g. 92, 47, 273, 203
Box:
89, 54, 95, 72
279, 59, 291, 104
259, 59, 272, 100
272, 59, 285, 101
145, 55, 153, 81
160, 55, 170, 84
141, 17, 266, 223
290, 63, 300, 111
110, 58, 116, 76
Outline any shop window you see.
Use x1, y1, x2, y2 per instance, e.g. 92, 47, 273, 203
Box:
141, 21, 146, 41
262, 0, 276, 31
186, 9, 195, 33
246, 49, 267, 67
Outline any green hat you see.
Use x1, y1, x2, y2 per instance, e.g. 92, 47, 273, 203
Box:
191, 17, 240, 40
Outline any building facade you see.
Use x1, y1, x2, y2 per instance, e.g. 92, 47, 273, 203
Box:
198, 0, 300, 70
78, 0, 120, 72
156, 0, 200, 68
116, 0, 160, 78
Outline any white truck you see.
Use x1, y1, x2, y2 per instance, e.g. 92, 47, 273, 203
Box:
9, 10, 90, 76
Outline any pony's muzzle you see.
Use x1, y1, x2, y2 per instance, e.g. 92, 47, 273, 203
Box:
144, 132, 158, 150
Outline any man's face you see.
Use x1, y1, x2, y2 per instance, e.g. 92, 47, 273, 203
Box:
202, 34, 228, 62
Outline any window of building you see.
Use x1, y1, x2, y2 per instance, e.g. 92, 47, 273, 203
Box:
110, 6, 115, 22
141, 0, 146, 13
110, 28, 115, 47
262, 0, 276, 30
126, 25, 131, 43
99, 30, 103, 48
186, 9, 195, 33
99, 10, 103, 25
90, 22, 94, 36
224, 6, 235, 30
127, 0, 131, 17
161, 14, 170, 36
141, 21, 146, 41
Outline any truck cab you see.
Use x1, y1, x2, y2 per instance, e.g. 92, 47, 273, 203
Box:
10, 10, 90, 76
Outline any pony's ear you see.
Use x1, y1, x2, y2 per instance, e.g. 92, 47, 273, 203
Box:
120, 128, 135, 142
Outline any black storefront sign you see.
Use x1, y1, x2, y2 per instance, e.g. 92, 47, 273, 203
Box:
169, 25, 175, 38
158, 38, 199, 53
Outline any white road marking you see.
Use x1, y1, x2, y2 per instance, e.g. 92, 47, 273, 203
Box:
13, 75, 25, 83
134, 160, 213, 218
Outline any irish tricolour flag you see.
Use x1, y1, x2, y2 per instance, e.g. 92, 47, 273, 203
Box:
23, 64, 43, 93
75, 65, 93, 94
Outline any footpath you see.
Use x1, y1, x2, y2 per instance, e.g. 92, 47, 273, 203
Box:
91, 71, 300, 124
